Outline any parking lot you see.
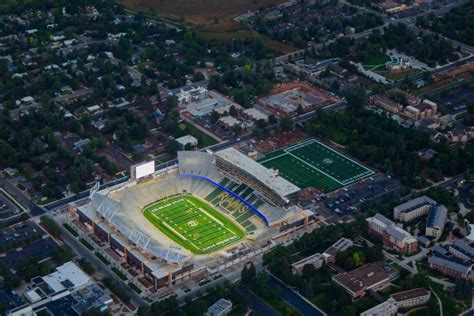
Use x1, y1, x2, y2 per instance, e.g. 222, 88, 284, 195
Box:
432, 84, 474, 113
312, 174, 402, 219
0, 190, 24, 221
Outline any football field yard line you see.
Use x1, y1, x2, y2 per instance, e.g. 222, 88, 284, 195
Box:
150, 208, 227, 253
259, 138, 375, 191
284, 149, 344, 185
286, 138, 374, 177
148, 211, 202, 251
144, 195, 244, 254
258, 152, 291, 164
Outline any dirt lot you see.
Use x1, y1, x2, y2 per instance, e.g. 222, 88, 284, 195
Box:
120, 0, 296, 53
121, 0, 285, 26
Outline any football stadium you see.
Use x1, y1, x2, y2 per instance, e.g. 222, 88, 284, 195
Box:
74, 148, 314, 291
72, 141, 372, 292
259, 138, 375, 193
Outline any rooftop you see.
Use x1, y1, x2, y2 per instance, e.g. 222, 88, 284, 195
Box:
215, 147, 300, 198
361, 299, 397, 316
429, 256, 472, 275
450, 240, 474, 261
175, 135, 198, 147
323, 238, 353, 257
292, 253, 324, 270
394, 196, 436, 214
42, 261, 90, 293
391, 288, 430, 302
333, 262, 398, 295
427, 205, 448, 229
366, 213, 395, 229
386, 225, 415, 242
206, 298, 233, 316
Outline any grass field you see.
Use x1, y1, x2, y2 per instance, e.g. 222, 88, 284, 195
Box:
258, 139, 375, 193
361, 54, 421, 81
143, 194, 244, 254
121, 0, 286, 28
120, 0, 296, 53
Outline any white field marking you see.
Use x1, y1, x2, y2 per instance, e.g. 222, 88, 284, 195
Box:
262, 138, 375, 184
286, 138, 374, 177
148, 212, 202, 250
151, 208, 220, 253
258, 152, 291, 164
149, 196, 242, 252
186, 199, 240, 244
285, 150, 344, 185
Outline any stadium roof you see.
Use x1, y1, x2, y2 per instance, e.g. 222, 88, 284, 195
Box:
215, 147, 300, 198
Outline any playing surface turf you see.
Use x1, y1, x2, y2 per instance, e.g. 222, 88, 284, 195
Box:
143, 195, 244, 254
258, 138, 375, 193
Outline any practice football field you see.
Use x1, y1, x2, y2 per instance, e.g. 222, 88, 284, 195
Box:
143, 195, 244, 254
258, 138, 375, 193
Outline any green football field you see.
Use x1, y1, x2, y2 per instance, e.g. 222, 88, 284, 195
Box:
143, 195, 244, 254
258, 138, 375, 193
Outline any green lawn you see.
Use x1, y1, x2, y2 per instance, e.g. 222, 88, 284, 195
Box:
95, 252, 111, 265
143, 194, 244, 254
112, 267, 128, 281
63, 223, 78, 237
361, 54, 391, 70
181, 122, 219, 148
258, 138, 374, 193
79, 238, 94, 251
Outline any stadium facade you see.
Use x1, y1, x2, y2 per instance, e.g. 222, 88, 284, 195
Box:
72, 150, 314, 291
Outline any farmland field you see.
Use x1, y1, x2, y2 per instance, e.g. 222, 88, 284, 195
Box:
120, 0, 287, 26
119, 0, 296, 53
143, 194, 244, 254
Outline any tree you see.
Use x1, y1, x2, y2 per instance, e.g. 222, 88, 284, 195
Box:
252, 128, 263, 139
346, 87, 366, 111
166, 140, 180, 154
296, 104, 304, 116
256, 119, 267, 129
241, 262, 257, 287
280, 116, 294, 132
39, 261, 52, 276
229, 105, 238, 116
3, 273, 21, 289
454, 279, 472, 300
192, 72, 205, 82
210, 110, 220, 123
231, 124, 242, 136
269, 114, 277, 125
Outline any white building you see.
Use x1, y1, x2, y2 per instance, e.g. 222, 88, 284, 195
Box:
175, 135, 199, 149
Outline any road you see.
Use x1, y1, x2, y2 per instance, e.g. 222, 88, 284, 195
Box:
267, 272, 326, 316
238, 286, 280, 316
430, 286, 444, 316
400, 247, 429, 266
42, 99, 341, 212
383, 250, 418, 274
409, 23, 474, 55
274, 0, 469, 64
429, 276, 455, 289
414, 174, 465, 194
58, 223, 147, 308
0, 176, 44, 216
